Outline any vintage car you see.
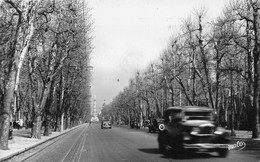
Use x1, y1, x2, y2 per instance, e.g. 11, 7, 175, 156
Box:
143, 120, 150, 128
101, 120, 112, 129
130, 120, 140, 129
148, 118, 164, 133
158, 106, 230, 158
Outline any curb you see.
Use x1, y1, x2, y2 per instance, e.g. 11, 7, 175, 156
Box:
0, 125, 82, 162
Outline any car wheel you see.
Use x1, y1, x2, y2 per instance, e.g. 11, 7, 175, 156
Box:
173, 135, 185, 158
159, 143, 170, 156
182, 148, 195, 159
159, 143, 165, 153
218, 148, 228, 157
159, 131, 171, 156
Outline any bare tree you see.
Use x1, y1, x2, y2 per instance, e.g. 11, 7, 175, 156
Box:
227, 0, 260, 138
0, 0, 40, 150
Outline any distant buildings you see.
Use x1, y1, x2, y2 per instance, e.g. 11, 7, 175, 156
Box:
91, 95, 99, 122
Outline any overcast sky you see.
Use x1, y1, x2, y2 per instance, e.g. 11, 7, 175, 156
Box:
88, 0, 227, 110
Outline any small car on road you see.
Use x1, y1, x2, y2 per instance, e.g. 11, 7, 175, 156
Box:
130, 120, 140, 129
148, 118, 164, 133
101, 120, 112, 129
158, 106, 230, 158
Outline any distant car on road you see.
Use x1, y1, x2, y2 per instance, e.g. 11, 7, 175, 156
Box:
148, 118, 164, 133
143, 120, 150, 128
130, 120, 140, 129
158, 106, 230, 158
13, 121, 22, 129
101, 120, 112, 129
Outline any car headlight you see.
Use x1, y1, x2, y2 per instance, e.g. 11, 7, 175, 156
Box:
191, 127, 200, 135
214, 127, 224, 135
183, 134, 191, 141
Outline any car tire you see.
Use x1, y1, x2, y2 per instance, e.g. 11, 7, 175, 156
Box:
218, 148, 228, 157
173, 135, 185, 158
159, 143, 170, 156
181, 148, 194, 159
159, 143, 165, 153
158, 131, 171, 156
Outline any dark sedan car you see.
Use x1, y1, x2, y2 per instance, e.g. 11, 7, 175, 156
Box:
158, 106, 230, 158
101, 120, 112, 129
130, 120, 140, 129
148, 118, 164, 133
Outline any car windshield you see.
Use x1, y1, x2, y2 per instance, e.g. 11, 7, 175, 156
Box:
164, 110, 183, 123
157, 119, 164, 123
185, 111, 212, 120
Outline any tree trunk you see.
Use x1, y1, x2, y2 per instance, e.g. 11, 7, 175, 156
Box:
154, 96, 161, 118
13, 19, 35, 113
145, 98, 150, 117
43, 115, 50, 136
230, 66, 236, 136
140, 111, 143, 127
128, 110, 131, 125
215, 48, 220, 125
61, 112, 64, 131
31, 115, 41, 139
65, 110, 71, 129
59, 72, 65, 132
0, 114, 10, 150
43, 80, 55, 136
251, 65, 259, 138
67, 116, 71, 129
0, 70, 16, 149
170, 87, 175, 106
30, 81, 52, 139
54, 113, 60, 132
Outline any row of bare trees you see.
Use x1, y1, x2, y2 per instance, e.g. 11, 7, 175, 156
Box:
101, 0, 259, 138
0, 0, 92, 150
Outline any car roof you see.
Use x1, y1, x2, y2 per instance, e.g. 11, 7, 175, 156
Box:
165, 106, 213, 112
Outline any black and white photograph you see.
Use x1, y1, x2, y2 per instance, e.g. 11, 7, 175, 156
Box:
0, 0, 260, 161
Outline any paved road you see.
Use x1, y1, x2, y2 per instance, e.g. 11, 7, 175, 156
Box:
7, 123, 260, 162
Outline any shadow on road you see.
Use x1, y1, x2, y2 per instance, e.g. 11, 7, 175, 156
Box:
138, 148, 161, 154
138, 148, 223, 160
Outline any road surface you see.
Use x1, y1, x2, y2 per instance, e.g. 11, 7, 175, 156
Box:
7, 123, 260, 162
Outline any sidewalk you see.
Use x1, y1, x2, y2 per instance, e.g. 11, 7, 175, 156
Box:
0, 126, 79, 161
230, 130, 260, 140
